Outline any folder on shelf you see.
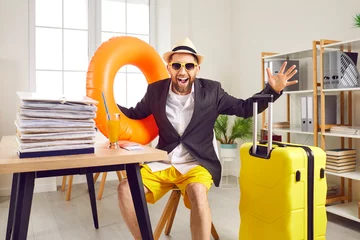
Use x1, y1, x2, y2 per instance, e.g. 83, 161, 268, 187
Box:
307, 96, 313, 132
301, 96, 307, 131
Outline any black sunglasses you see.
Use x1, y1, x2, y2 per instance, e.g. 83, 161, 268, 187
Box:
169, 62, 198, 71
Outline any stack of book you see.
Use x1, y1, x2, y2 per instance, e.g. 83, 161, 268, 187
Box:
15, 92, 98, 158
327, 182, 339, 198
325, 148, 357, 173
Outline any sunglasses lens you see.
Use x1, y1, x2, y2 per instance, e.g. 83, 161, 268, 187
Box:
172, 63, 181, 70
185, 63, 195, 70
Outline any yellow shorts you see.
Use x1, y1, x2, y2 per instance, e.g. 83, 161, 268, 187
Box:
140, 164, 213, 209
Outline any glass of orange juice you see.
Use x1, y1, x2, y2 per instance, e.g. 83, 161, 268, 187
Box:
106, 113, 121, 149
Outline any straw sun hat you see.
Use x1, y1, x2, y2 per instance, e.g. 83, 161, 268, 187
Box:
162, 37, 204, 65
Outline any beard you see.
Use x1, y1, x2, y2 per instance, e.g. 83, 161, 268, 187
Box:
171, 73, 194, 94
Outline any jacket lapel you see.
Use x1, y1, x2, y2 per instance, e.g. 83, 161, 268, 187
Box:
158, 79, 180, 138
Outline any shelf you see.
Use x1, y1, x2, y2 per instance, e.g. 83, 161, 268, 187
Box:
326, 201, 360, 223
263, 127, 314, 135
283, 89, 314, 94
326, 170, 360, 181
322, 132, 360, 139
322, 87, 360, 93
322, 38, 360, 51
262, 48, 315, 60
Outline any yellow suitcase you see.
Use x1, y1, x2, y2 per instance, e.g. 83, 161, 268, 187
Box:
239, 94, 327, 240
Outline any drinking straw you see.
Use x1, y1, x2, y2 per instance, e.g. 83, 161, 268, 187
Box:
102, 92, 110, 120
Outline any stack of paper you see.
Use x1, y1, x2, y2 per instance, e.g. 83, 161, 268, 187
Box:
15, 92, 98, 158
325, 148, 357, 173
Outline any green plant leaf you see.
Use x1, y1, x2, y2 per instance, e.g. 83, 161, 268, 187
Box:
214, 115, 229, 144
229, 117, 253, 143
354, 13, 360, 28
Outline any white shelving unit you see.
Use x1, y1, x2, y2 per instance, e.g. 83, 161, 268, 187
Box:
262, 48, 315, 60
323, 88, 360, 93
264, 127, 314, 135
326, 170, 360, 181
318, 38, 360, 223
326, 202, 360, 223
323, 132, 360, 138
283, 89, 314, 94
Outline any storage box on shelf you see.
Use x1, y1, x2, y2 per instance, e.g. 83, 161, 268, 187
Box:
318, 38, 360, 221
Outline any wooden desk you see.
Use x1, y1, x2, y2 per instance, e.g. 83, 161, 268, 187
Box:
0, 135, 168, 240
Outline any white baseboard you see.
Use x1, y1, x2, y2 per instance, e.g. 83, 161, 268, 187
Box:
0, 188, 11, 196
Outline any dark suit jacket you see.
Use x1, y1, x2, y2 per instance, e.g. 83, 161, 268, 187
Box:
118, 78, 281, 186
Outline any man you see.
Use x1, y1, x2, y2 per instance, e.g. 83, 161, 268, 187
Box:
117, 37, 298, 239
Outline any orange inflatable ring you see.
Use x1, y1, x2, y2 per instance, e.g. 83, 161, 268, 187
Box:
86, 36, 169, 145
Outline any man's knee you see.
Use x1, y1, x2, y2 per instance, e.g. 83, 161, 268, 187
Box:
118, 179, 130, 197
186, 183, 208, 207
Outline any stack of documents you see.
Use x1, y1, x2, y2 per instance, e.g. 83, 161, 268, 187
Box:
15, 92, 98, 158
325, 148, 357, 173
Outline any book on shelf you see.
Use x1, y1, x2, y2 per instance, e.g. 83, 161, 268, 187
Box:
326, 161, 356, 167
264, 121, 290, 128
325, 148, 356, 156
326, 163, 356, 173
325, 168, 357, 173
327, 158, 356, 164
326, 154, 356, 160
16, 92, 98, 158
327, 182, 339, 197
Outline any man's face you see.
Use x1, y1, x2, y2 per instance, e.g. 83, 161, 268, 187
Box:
167, 53, 200, 95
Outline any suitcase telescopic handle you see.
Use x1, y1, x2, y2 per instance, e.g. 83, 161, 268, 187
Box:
252, 94, 274, 156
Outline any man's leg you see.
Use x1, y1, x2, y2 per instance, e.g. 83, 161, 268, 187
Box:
186, 183, 212, 240
117, 178, 149, 240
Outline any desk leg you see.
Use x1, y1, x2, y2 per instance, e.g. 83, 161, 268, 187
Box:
5, 173, 19, 240
86, 173, 99, 229
11, 172, 35, 240
126, 163, 154, 240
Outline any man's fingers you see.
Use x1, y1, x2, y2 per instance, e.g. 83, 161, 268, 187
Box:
285, 65, 297, 75
279, 61, 287, 74
286, 80, 298, 86
286, 69, 298, 80
266, 68, 273, 79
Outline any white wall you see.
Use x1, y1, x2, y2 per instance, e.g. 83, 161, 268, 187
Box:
169, 0, 233, 91
0, 0, 29, 195
0, 0, 59, 195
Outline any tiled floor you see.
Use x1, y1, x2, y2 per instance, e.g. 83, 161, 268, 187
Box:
0, 178, 359, 239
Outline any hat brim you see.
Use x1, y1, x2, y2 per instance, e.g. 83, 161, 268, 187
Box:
163, 50, 203, 65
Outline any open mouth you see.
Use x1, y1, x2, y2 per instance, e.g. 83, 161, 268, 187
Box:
177, 77, 189, 85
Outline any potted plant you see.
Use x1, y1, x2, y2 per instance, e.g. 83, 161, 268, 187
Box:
214, 114, 253, 146
354, 13, 360, 28
214, 115, 253, 183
